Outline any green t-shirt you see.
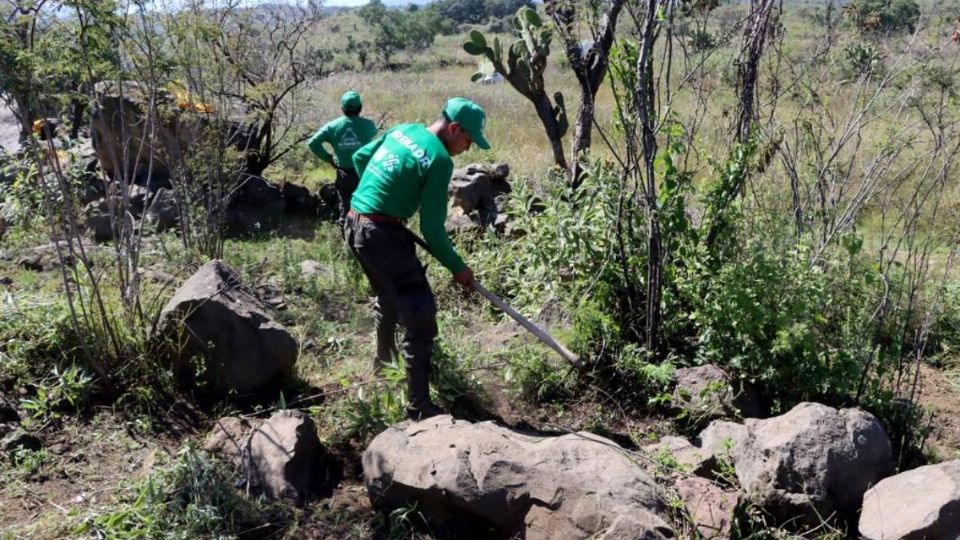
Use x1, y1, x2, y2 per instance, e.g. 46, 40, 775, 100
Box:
351, 123, 466, 274
307, 115, 378, 170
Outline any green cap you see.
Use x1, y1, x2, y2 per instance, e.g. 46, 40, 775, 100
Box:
341, 91, 362, 113
442, 97, 490, 150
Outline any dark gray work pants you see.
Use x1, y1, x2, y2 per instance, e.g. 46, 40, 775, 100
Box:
343, 214, 438, 409
334, 167, 360, 222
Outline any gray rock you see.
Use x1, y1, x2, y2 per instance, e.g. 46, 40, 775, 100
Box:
672, 364, 762, 422
281, 182, 320, 216
859, 459, 960, 540
644, 436, 715, 478
697, 420, 748, 459
84, 200, 114, 242
732, 402, 894, 526
91, 81, 256, 190
675, 477, 739, 539
2, 428, 41, 452
245, 410, 323, 503
203, 416, 260, 468
363, 415, 674, 539
144, 187, 179, 231
157, 260, 298, 396
225, 175, 286, 234
299, 260, 328, 281
449, 163, 511, 216
0, 422, 17, 438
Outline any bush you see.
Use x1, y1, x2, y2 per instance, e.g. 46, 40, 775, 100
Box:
673, 233, 880, 409
844, 0, 921, 34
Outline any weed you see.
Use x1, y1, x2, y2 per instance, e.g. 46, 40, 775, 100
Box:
19, 364, 93, 423
74, 445, 289, 539
332, 363, 407, 444
10, 448, 50, 480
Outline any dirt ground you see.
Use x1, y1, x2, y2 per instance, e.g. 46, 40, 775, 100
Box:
917, 364, 960, 460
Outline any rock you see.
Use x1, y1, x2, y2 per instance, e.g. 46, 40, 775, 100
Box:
281, 182, 321, 216
246, 410, 324, 503
672, 364, 762, 423
644, 436, 715, 478
84, 199, 114, 241
225, 175, 286, 234
0, 276, 11, 286
445, 206, 480, 235
0, 395, 19, 423
0, 422, 16, 439
157, 260, 298, 396
675, 477, 739, 540
299, 260, 328, 281
449, 163, 511, 215
2, 428, 41, 452
732, 402, 894, 527
859, 459, 960, 540
203, 416, 260, 467
91, 82, 174, 189
16, 254, 45, 271
363, 415, 674, 539
91, 81, 257, 191
697, 420, 748, 458
143, 187, 179, 231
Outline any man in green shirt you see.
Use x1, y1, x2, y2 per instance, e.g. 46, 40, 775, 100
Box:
346, 97, 490, 421
306, 90, 379, 222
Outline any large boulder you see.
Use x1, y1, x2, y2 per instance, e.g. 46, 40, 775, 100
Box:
203, 416, 261, 468
157, 260, 298, 396
671, 364, 762, 423
859, 459, 960, 540
224, 175, 286, 234
675, 477, 739, 540
447, 163, 512, 233
91, 81, 257, 191
363, 415, 674, 540
729, 402, 894, 527
644, 436, 716, 478
245, 410, 325, 503
143, 187, 179, 231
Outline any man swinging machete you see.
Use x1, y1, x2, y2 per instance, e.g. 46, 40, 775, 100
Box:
345, 97, 490, 421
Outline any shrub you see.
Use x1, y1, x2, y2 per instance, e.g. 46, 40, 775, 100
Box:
844, 0, 921, 34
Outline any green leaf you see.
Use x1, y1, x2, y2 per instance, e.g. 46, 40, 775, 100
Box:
469, 30, 487, 49
463, 41, 485, 56
493, 37, 503, 63
471, 72, 485, 82
521, 7, 542, 28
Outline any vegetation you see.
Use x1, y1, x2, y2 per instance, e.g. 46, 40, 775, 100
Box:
2, 0, 960, 537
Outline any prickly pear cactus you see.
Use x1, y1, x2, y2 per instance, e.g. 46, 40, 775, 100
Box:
463, 6, 567, 138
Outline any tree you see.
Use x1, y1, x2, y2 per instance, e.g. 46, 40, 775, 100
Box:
546, 0, 626, 187
844, 0, 921, 34
464, 7, 569, 171
358, 0, 441, 65
0, 0, 119, 141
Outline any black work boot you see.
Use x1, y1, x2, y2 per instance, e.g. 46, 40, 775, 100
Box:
405, 363, 445, 421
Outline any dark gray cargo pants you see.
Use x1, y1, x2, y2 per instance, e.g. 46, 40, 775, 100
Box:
334, 167, 360, 222
343, 213, 438, 410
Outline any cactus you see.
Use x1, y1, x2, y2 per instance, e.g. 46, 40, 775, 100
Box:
463, 6, 567, 138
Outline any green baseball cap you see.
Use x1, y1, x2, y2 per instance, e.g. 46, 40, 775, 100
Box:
443, 97, 490, 150
341, 91, 362, 112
